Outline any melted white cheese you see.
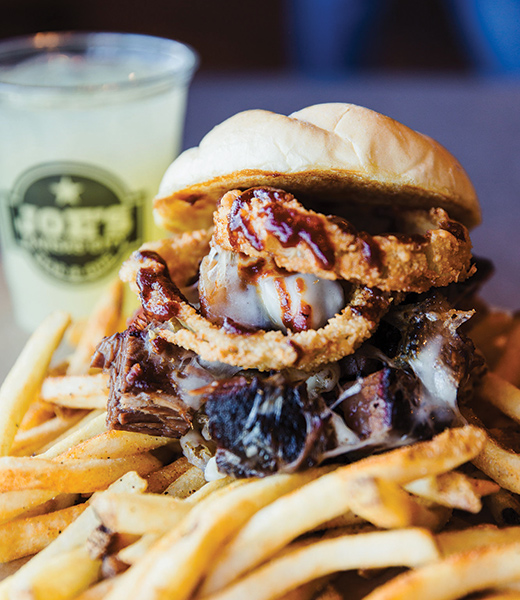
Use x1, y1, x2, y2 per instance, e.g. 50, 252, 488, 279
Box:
204, 457, 227, 482
198, 246, 345, 332
198, 246, 271, 329
258, 273, 345, 332
409, 334, 458, 412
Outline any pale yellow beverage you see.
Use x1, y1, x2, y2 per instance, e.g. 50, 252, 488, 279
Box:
0, 32, 197, 331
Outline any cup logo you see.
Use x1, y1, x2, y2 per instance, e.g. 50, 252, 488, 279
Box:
8, 162, 142, 284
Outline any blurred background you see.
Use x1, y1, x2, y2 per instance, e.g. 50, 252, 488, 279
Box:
1, 0, 520, 76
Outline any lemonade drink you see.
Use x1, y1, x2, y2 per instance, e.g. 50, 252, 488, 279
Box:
0, 32, 197, 331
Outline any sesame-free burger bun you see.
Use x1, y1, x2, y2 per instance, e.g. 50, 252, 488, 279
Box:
154, 103, 481, 233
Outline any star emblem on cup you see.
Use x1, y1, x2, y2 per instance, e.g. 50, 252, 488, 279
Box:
49, 175, 84, 207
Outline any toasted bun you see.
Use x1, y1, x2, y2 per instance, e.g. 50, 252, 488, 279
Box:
155, 103, 481, 232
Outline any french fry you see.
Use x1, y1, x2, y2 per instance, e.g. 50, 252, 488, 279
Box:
39, 410, 107, 458
0, 503, 87, 562
18, 400, 56, 432
494, 320, 520, 388
92, 492, 190, 535
0, 413, 149, 524
472, 433, 520, 495
117, 534, 159, 566
471, 476, 503, 496
40, 373, 109, 409
200, 528, 439, 600
486, 489, 520, 526
404, 471, 499, 513
58, 429, 170, 460
0, 556, 32, 585
10, 409, 89, 457
22, 491, 79, 518
436, 525, 520, 557
363, 542, 520, 600
67, 279, 123, 376
201, 426, 485, 595
460, 404, 520, 494
184, 476, 236, 504
21, 545, 101, 600
0, 410, 106, 524
336, 477, 409, 529
0, 471, 146, 599
0, 489, 75, 525
73, 576, 118, 600
0, 453, 161, 493
501, 581, 520, 593
164, 464, 208, 498
336, 476, 449, 531
103, 469, 329, 600
311, 511, 366, 532
0, 310, 70, 456
479, 372, 520, 425
145, 456, 192, 493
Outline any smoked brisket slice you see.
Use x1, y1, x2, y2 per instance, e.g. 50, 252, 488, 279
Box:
204, 374, 336, 478
92, 327, 193, 438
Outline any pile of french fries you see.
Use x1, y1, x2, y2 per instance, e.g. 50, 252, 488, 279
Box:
3, 281, 520, 600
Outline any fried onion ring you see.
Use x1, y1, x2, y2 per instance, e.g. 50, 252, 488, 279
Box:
131, 251, 395, 371
212, 187, 475, 293
120, 228, 213, 290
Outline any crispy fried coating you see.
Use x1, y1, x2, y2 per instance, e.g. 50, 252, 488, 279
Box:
212, 188, 474, 293
120, 228, 212, 291
128, 251, 394, 371
155, 286, 393, 371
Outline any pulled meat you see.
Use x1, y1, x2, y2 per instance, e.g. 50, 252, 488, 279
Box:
94, 290, 480, 477
202, 293, 480, 477
204, 374, 335, 478
340, 367, 421, 440
92, 327, 194, 437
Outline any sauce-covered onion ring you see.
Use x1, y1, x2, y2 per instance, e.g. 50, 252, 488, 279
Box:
212, 187, 475, 293
127, 251, 394, 371
119, 228, 213, 289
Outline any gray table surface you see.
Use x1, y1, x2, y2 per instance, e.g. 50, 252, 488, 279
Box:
2, 72, 520, 381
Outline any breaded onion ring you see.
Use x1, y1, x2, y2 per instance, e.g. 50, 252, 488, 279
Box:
212, 187, 475, 293
120, 228, 213, 290
132, 251, 394, 371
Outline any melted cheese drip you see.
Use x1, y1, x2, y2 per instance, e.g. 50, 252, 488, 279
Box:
198, 246, 345, 332
409, 334, 457, 410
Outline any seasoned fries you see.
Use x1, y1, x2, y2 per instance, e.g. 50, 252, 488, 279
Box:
200, 528, 440, 600
0, 453, 161, 493
493, 320, 520, 387
0, 310, 70, 455
363, 542, 520, 600
91, 492, 190, 535
0, 503, 87, 562
40, 373, 109, 410
199, 426, 484, 596
2, 291, 520, 600
66, 279, 124, 377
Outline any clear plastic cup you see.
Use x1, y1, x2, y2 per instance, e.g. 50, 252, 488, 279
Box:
0, 32, 198, 331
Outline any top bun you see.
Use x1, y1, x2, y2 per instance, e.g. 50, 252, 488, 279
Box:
154, 103, 481, 232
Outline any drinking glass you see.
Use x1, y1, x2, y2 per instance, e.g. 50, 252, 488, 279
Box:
0, 31, 198, 331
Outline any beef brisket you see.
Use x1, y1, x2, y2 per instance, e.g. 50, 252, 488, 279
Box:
92, 326, 193, 438
204, 374, 335, 478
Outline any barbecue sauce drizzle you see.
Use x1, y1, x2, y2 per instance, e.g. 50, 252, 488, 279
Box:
228, 187, 336, 271
135, 250, 185, 321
